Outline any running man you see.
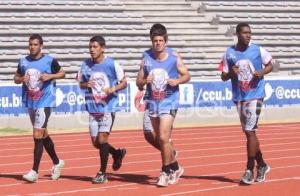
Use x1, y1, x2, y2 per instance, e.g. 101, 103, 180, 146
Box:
14, 34, 65, 182
136, 23, 190, 187
135, 79, 177, 156
221, 23, 272, 184
78, 35, 127, 184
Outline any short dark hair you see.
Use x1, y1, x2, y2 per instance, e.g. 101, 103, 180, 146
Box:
150, 23, 168, 42
236, 23, 250, 34
29, 34, 43, 44
90, 35, 106, 46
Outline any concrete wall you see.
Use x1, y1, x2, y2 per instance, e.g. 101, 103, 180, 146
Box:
1, 105, 299, 134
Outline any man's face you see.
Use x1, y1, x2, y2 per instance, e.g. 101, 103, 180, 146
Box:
29, 39, 42, 57
89, 41, 105, 60
237, 26, 251, 46
151, 35, 167, 52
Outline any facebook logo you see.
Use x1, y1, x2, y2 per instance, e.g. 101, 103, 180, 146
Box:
179, 84, 194, 105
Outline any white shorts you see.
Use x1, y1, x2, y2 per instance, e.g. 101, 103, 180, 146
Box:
143, 109, 153, 133
28, 108, 52, 129
236, 99, 263, 132
144, 109, 176, 133
148, 109, 177, 118
89, 113, 115, 137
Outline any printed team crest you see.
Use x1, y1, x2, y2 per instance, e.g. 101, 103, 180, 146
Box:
236, 59, 255, 82
90, 72, 110, 103
150, 68, 169, 91
236, 59, 256, 92
149, 68, 169, 100
25, 68, 42, 90
25, 68, 43, 100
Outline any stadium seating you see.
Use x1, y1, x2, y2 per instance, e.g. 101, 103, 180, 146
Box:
0, 0, 299, 81
196, 0, 300, 75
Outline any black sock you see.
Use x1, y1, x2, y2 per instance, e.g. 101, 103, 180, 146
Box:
43, 136, 59, 165
255, 150, 266, 167
247, 156, 255, 171
162, 164, 171, 174
108, 144, 117, 158
32, 138, 44, 172
99, 143, 110, 173
169, 161, 179, 171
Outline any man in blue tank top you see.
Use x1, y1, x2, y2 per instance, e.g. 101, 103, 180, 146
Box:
78, 35, 127, 184
221, 23, 273, 185
137, 23, 190, 187
14, 34, 65, 182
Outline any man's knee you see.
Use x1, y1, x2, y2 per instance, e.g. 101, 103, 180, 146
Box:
33, 128, 45, 139
245, 130, 256, 138
98, 133, 109, 144
159, 135, 170, 145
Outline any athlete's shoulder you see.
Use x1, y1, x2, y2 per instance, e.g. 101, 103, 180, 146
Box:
43, 54, 55, 60
171, 49, 181, 58
143, 48, 152, 57
103, 56, 117, 67
20, 55, 30, 62
226, 45, 236, 52
104, 56, 115, 62
81, 58, 93, 67
224, 45, 237, 58
250, 42, 259, 47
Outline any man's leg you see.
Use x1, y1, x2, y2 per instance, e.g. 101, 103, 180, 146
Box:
252, 100, 270, 182
153, 114, 175, 187
91, 113, 126, 184
31, 128, 44, 177
144, 110, 176, 153
240, 99, 270, 184
143, 110, 160, 150
23, 108, 47, 182
245, 131, 259, 173
144, 131, 160, 150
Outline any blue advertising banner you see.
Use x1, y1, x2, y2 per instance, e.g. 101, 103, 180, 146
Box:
0, 79, 299, 116
0, 83, 130, 116
178, 79, 300, 108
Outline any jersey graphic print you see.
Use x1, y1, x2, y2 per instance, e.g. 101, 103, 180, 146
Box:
25, 68, 43, 100
150, 68, 169, 101
236, 59, 256, 92
90, 72, 110, 104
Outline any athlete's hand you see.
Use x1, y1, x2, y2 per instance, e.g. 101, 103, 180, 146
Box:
87, 80, 95, 88
167, 79, 180, 87
231, 66, 240, 75
253, 70, 264, 78
22, 74, 30, 83
103, 87, 115, 95
40, 73, 53, 82
146, 74, 154, 84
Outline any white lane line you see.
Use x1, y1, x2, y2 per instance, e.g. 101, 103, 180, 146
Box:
29, 183, 137, 196
1, 155, 300, 188
2, 134, 300, 152
1, 127, 299, 146
161, 176, 300, 196
0, 141, 300, 158
30, 173, 300, 195
1, 144, 300, 167
1, 140, 300, 159
1, 123, 299, 141
117, 187, 139, 191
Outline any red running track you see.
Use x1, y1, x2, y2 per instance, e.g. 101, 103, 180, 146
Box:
0, 123, 300, 196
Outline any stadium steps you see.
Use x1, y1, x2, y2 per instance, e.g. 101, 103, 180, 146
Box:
194, 0, 300, 76
1, 0, 299, 80
122, 0, 233, 78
